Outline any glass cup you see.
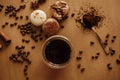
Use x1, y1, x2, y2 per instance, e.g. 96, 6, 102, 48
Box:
42, 35, 73, 69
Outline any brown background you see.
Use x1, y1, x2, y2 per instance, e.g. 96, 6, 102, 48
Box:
0, 0, 120, 80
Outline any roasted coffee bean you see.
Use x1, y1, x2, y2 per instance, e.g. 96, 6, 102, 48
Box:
26, 77, 29, 80
2, 25, 5, 28
77, 64, 81, 69
96, 52, 100, 56
116, 59, 120, 64
111, 39, 114, 43
60, 25, 64, 29
104, 42, 108, 46
71, 13, 75, 17
79, 51, 83, 55
91, 56, 94, 60
80, 68, 85, 72
25, 40, 30, 43
15, 17, 19, 20
5, 22, 9, 25
106, 34, 110, 38
26, 16, 28, 20
10, 24, 14, 27
95, 56, 98, 59
109, 48, 115, 56
76, 56, 82, 60
113, 36, 116, 39
20, 16, 23, 19
31, 46, 35, 49
90, 41, 94, 46
107, 63, 112, 70
14, 22, 17, 26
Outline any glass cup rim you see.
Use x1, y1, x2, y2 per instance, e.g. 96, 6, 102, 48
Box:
41, 35, 73, 69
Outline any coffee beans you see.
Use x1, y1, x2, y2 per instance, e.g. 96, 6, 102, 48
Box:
30, 1, 39, 10
90, 41, 94, 46
107, 63, 112, 70
80, 68, 85, 72
0, 4, 4, 12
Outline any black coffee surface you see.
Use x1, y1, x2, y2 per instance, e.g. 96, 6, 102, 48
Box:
45, 39, 71, 64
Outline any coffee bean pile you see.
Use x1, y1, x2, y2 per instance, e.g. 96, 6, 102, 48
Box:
9, 45, 31, 64
9, 45, 31, 80
4, 4, 26, 19
18, 22, 44, 42
76, 50, 86, 73
91, 52, 100, 60
0, 4, 4, 12
18, 22, 33, 36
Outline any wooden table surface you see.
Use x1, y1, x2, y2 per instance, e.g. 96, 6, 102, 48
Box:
0, 0, 120, 80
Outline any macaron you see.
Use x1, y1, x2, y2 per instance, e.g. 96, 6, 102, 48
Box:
42, 18, 60, 37
30, 10, 47, 26
50, 1, 70, 21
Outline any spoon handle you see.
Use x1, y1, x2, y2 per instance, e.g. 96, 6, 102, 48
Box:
92, 27, 110, 55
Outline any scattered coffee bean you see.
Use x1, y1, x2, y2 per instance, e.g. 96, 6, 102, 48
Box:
15, 17, 19, 20
26, 77, 29, 80
2, 25, 5, 28
116, 59, 120, 64
77, 64, 81, 69
0, 4, 4, 12
20, 16, 23, 19
71, 13, 75, 17
95, 56, 98, 59
14, 22, 17, 26
60, 25, 64, 29
107, 63, 112, 70
113, 36, 116, 39
106, 34, 110, 39
31, 46, 35, 49
26, 16, 29, 20
80, 68, 85, 72
109, 48, 115, 56
91, 56, 94, 60
96, 52, 100, 56
111, 39, 114, 43
5, 22, 9, 25
76, 56, 82, 60
90, 41, 94, 46
79, 51, 83, 55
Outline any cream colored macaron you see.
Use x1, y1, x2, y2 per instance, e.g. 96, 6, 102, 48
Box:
30, 10, 47, 26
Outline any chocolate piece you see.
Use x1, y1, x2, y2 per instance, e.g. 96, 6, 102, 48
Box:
50, 1, 70, 21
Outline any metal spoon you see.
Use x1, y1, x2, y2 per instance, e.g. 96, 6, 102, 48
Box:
92, 27, 110, 55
